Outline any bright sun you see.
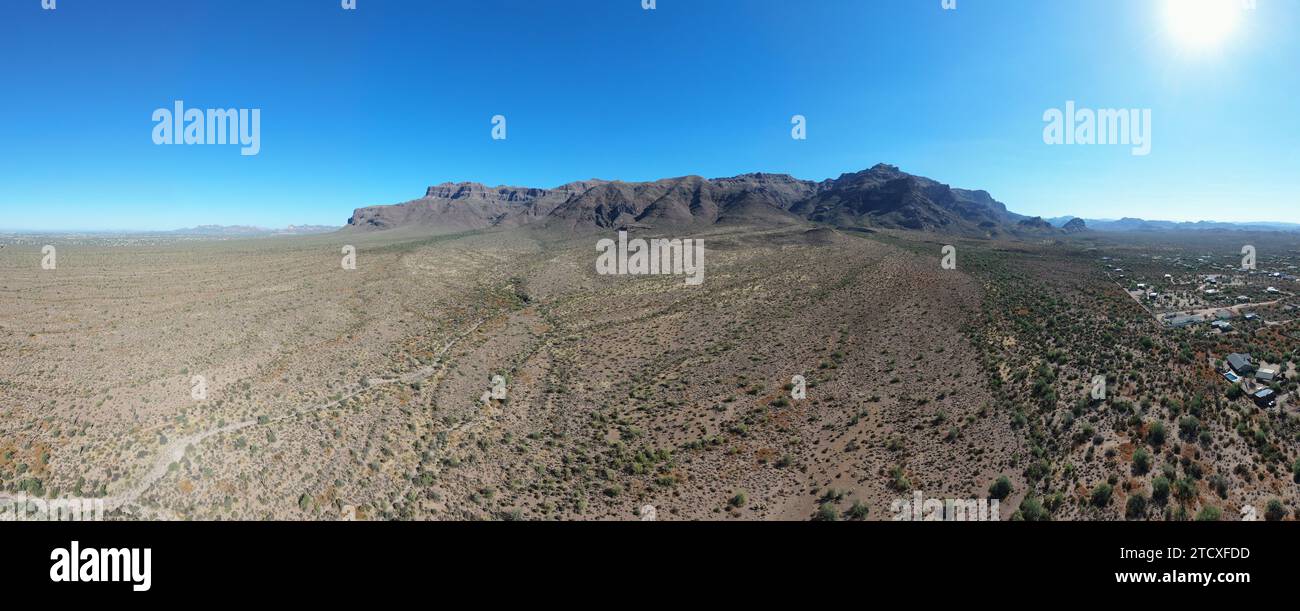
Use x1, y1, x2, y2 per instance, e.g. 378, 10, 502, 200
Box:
1164, 0, 1243, 50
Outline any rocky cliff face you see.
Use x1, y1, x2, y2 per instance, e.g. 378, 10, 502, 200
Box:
346, 164, 1057, 237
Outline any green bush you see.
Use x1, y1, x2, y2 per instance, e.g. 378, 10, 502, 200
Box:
1152, 476, 1171, 503
988, 476, 1013, 500
1148, 422, 1166, 446
1125, 494, 1148, 519
1091, 483, 1113, 507
1132, 448, 1151, 475
1018, 497, 1050, 521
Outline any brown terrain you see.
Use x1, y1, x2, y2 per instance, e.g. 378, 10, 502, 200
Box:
2, 166, 1298, 522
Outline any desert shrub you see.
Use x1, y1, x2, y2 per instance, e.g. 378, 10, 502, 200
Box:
988, 476, 1012, 500
1208, 474, 1228, 499
1091, 483, 1113, 507
1125, 494, 1148, 519
1148, 421, 1166, 446
889, 466, 911, 492
1195, 506, 1221, 521
1152, 476, 1171, 503
1017, 497, 1050, 521
1132, 448, 1152, 474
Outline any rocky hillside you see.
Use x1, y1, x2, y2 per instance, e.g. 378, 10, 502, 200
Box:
346, 164, 1058, 237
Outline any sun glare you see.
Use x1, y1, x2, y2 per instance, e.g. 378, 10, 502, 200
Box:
1164, 0, 1243, 50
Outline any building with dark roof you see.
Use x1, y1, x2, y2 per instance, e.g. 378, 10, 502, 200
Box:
1227, 353, 1255, 375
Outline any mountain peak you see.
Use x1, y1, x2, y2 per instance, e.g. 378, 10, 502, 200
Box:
349, 165, 1053, 237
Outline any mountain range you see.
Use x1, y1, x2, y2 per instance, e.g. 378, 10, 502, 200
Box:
1046, 216, 1300, 233
168, 225, 339, 237
345, 164, 1072, 238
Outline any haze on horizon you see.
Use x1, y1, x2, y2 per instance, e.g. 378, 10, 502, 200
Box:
3, 0, 1298, 231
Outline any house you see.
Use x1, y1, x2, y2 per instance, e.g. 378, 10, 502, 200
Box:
1267, 286, 1280, 294
1211, 320, 1233, 332
1244, 313, 1259, 322
1252, 388, 1277, 408
1227, 353, 1256, 375
1237, 295, 1251, 303
1167, 314, 1202, 328
1256, 368, 1278, 384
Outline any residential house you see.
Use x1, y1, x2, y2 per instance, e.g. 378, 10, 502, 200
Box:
1227, 353, 1256, 376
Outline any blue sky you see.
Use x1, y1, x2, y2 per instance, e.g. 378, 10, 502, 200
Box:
2, 0, 1297, 230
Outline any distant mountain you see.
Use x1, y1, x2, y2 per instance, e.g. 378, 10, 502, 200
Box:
0, 225, 340, 238
169, 225, 338, 237
346, 164, 1056, 238
1062, 218, 1088, 233
1047, 216, 1300, 233
1016, 216, 1056, 231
